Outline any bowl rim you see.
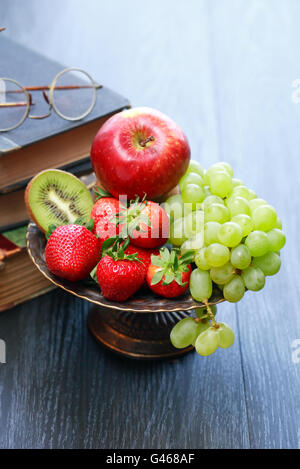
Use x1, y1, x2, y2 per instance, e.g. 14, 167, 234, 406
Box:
26, 222, 225, 313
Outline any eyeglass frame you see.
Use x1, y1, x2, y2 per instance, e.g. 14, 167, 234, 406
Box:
0, 67, 102, 132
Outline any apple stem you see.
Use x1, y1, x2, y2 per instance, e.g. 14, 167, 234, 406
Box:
139, 135, 155, 147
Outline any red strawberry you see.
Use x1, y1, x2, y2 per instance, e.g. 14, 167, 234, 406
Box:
97, 253, 145, 302
45, 224, 101, 282
125, 245, 160, 278
90, 197, 121, 251
147, 247, 193, 298
117, 199, 170, 249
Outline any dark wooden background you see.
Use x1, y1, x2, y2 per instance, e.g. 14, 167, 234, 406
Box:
0, 0, 299, 449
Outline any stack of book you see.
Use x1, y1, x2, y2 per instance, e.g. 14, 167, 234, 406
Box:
0, 37, 130, 312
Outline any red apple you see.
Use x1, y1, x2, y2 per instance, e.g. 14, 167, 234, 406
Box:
90, 107, 190, 200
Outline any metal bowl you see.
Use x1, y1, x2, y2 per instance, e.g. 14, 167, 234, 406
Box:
27, 223, 224, 359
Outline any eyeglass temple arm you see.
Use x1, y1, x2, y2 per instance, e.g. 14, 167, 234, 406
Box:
0, 93, 34, 108
0, 102, 28, 107
0, 83, 102, 107
1, 84, 102, 94
24, 84, 103, 91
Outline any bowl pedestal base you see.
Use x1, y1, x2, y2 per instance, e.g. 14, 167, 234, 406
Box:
87, 305, 194, 360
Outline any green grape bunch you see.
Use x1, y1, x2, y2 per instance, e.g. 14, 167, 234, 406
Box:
166, 160, 286, 357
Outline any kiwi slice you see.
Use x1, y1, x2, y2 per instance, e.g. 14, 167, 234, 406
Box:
25, 169, 94, 233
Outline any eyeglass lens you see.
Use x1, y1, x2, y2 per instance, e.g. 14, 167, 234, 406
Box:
52, 69, 96, 120
0, 79, 29, 131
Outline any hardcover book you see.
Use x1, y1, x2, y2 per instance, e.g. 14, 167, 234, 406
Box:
0, 228, 54, 312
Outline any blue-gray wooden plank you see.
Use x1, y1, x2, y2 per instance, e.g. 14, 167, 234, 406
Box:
0, 0, 299, 449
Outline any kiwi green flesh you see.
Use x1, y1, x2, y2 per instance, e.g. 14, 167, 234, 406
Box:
28, 170, 94, 232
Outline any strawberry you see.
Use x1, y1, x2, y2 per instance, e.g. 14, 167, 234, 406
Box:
90, 196, 122, 251
96, 242, 145, 301
45, 224, 101, 282
146, 247, 193, 298
116, 199, 170, 249
125, 244, 160, 275
125, 244, 160, 285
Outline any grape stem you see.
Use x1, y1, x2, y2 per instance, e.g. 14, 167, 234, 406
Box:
204, 300, 219, 329
233, 268, 242, 275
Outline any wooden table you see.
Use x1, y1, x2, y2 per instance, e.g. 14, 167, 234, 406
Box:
0, 0, 299, 449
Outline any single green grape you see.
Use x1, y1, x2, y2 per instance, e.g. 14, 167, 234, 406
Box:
194, 319, 211, 343
275, 217, 283, 229
223, 275, 245, 302
195, 327, 219, 356
218, 222, 243, 247
230, 244, 252, 269
227, 196, 250, 217
205, 244, 231, 268
204, 221, 221, 245
205, 243, 230, 267
217, 323, 235, 348
209, 170, 233, 198
204, 203, 230, 224
252, 251, 281, 276
208, 162, 233, 177
218, 162, 234, 177
179, 172, 203, 191
195, 248, 210, 270
210, 262, 234, 284
204, 165, 228, 186
245, 230, 269, 257
231, 186, 251, 200
181, 232, 204, 254
186, 160, 204, 177
267, 229, 286, 252
249, 198, 267, 214
164, 194, 184, 221
190, 269, 213, 302
241, 266, 265, 291
202, 195, 225, 209
248, 189, 257, 200
231, 214, 253, 237
181, 183, 205, 211
169, 218, 187, 246
170, 317, 202, 349
232, 178, 244, 187
252, 205, 277, 232
184, 210, 204, 238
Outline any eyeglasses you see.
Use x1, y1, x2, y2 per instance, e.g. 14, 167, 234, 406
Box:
0, 67, 102, 132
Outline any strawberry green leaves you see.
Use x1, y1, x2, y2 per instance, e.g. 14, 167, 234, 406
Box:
150, 247, 194, 286
46, 218, 95, 240
45, 224, 57, 240
112, 197, 152, 239
99, 236, 144, 264
93, 186, 112, 200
